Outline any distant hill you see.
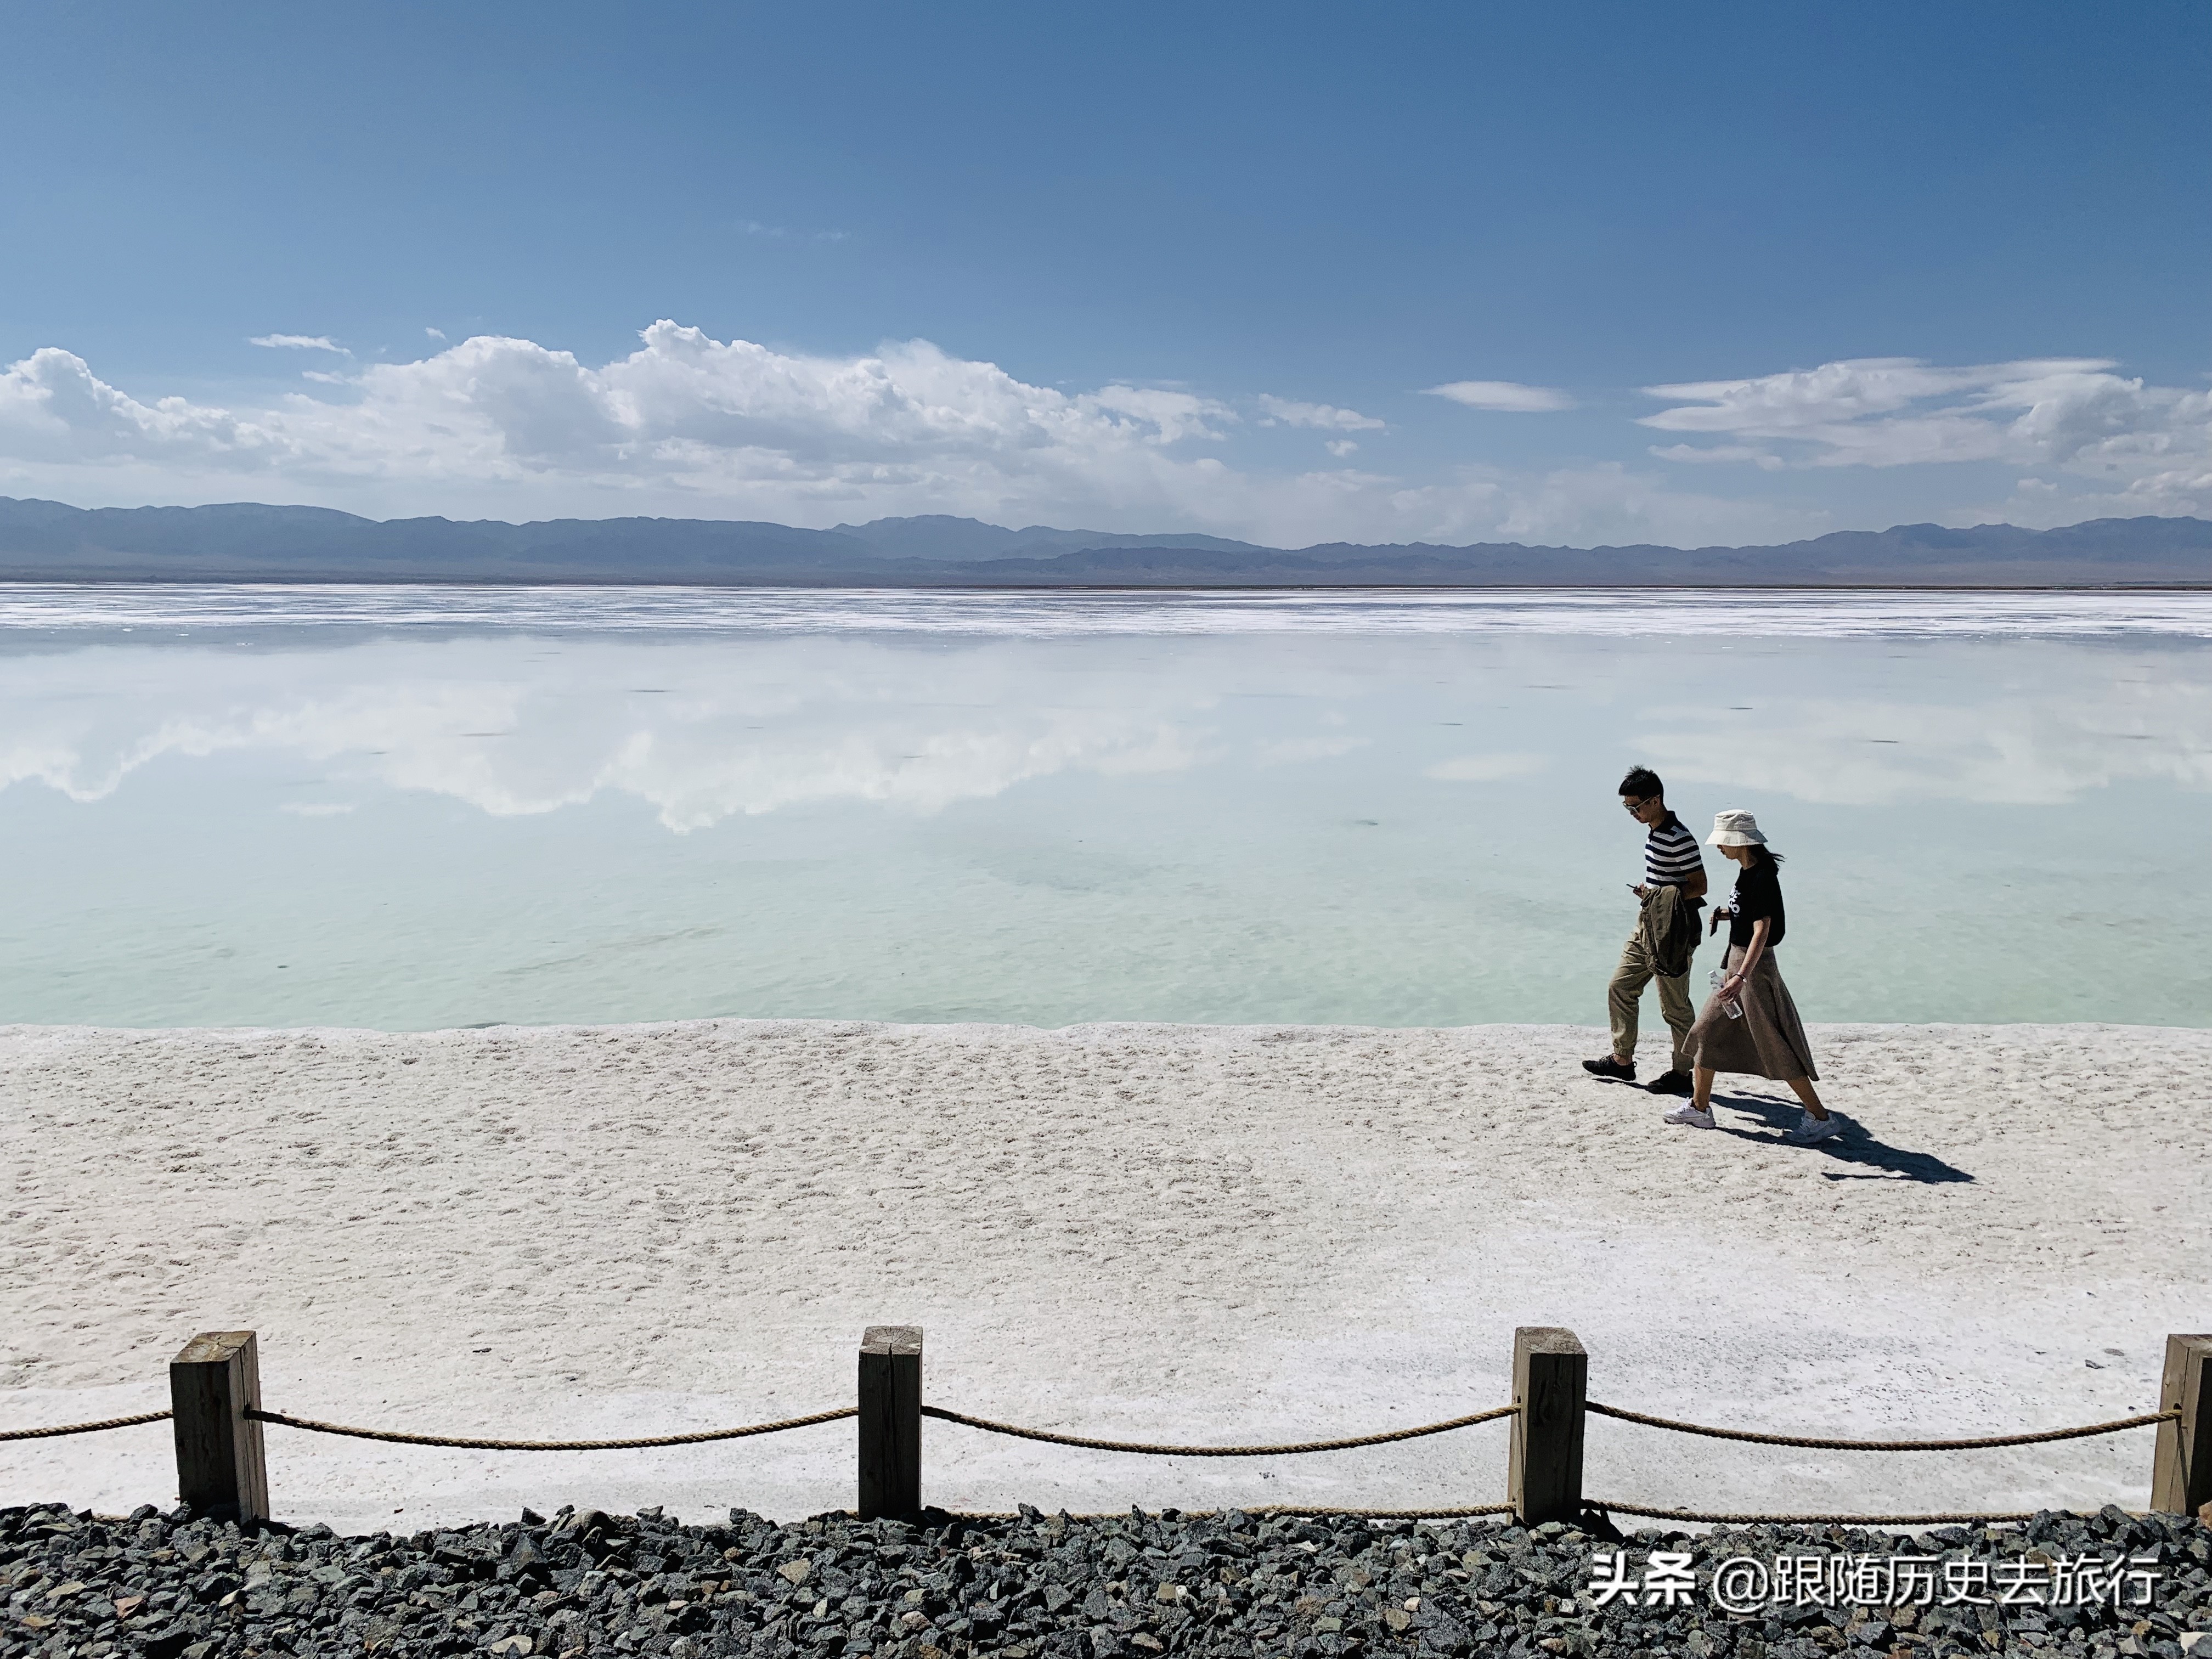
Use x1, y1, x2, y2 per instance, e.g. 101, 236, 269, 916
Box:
1, 496, 2208, 586
828, 514, 1264, 561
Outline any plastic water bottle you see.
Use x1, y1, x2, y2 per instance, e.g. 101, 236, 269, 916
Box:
1709, 968, 1743, 1020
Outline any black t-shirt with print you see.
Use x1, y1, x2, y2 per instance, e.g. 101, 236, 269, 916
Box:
1728, 862, 1786, 949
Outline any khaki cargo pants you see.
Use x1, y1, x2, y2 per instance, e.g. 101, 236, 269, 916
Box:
1607, 928, 1694, 1074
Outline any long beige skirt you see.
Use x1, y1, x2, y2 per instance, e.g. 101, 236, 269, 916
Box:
1687, 944, 1819, 1082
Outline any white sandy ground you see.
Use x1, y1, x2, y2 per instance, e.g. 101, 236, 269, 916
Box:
3, 1020, 2208, 1534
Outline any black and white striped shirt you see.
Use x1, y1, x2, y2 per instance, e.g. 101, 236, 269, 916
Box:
1644, 814, 1705, 889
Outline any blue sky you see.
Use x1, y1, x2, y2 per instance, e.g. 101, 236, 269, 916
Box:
1, 1, 2205, 547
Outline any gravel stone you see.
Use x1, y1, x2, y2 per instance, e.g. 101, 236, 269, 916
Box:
2, 1502, 2205, 1659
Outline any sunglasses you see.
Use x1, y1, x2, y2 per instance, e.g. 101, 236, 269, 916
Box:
1622, 796, 1656, 813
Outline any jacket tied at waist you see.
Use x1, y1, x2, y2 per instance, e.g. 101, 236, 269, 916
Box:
1637, 882, 1705, 980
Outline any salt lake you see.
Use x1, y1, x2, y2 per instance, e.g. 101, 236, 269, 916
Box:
2, 584, 2206, 1030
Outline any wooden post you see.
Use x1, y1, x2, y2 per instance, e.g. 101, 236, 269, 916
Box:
1509, 1326, 1587, 1527
2151, 1333, 2212, 1518
170, 1330, 269, 1526
857, 1325, 922, 1521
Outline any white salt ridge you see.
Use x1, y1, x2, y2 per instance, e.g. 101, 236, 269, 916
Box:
2, 584, 2210, 639
4, 1019, 2206, 1531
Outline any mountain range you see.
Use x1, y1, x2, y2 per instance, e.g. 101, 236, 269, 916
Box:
2, 496, 2209, 586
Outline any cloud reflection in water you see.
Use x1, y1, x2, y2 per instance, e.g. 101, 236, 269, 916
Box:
0, 612, 2208, 1029
0, 638, 1214, 830
2, 635, 2209, 828
1638, 663, 2211, 806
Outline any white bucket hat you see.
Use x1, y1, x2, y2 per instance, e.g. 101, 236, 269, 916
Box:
1707, 808, 1768, 847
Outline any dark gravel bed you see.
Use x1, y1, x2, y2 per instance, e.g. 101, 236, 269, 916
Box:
4, 1500, 2207, 1659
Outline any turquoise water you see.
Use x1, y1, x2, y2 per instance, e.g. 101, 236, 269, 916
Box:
1, 585, 2206, 1029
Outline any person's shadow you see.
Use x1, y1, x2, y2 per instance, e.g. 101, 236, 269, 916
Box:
1706, 1090, 1975, 1184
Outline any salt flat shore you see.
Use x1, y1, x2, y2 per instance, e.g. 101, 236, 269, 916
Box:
3, 1020, 2207, 1532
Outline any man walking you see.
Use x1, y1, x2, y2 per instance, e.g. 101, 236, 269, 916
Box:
1583, 766, 1706, 1096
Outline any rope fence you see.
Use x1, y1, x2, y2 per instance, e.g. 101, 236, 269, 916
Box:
12, 1325, 2206, 1531
1590, 1501, 2039, 1527
241, 1405, 856, 1452
963, 1504, 1521, 1521
1584, 1400, 2179, 1453
917, 1402, 1517, 1457
0, 1409, 172, 1443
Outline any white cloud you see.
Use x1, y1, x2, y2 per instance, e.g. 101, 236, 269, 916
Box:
1086, 382, 1235, 444
1424, 753, 1548, 782
0, 325, 1242, 499
1256, 734, 1369, 766
1256, 394, 1385, 431
425, 327, 447, 342
2, 325, 1803, 546
1646, 442, 1785, 472
36, 326, 2171, 549
0, 348, 289, 466
1640, 356, 2212, 514
1423, 380, 1576, 413
249, 334, 349, 354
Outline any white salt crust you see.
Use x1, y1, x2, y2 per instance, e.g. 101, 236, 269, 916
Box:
4, 1019, 2207, 1531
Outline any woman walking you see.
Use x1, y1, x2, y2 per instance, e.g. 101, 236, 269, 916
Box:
1663, 809, 1839, 1143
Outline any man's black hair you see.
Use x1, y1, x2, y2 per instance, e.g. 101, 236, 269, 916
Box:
1618, 766, 1663, 800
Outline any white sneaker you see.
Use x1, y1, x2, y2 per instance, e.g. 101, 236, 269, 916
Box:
1786, 1112, 1841, 1144
1663, 1104, 1716, 1128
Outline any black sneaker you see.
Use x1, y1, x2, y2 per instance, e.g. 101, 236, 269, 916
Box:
1645, 1069, 1695, 1097
1581, 1056, 1637, 1081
